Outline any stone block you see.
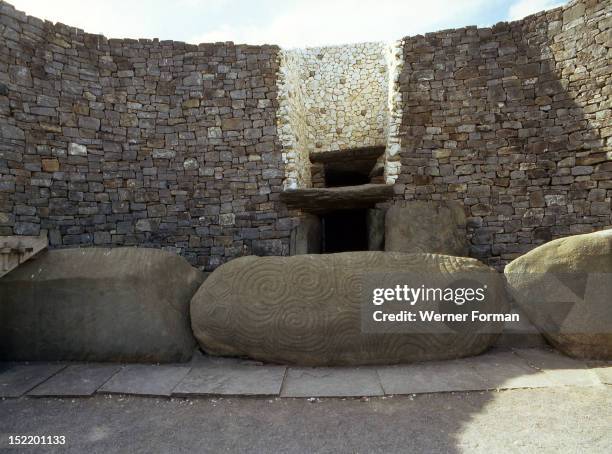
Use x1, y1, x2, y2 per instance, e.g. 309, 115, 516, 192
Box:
505, 230, 612, 360
0, 248, 204, 362
191, 252, 507, 366
385, 201, 467, 256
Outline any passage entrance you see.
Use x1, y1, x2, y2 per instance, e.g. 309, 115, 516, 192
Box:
321, 209, 368, 253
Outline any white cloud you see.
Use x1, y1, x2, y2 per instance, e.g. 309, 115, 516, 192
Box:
191, 0, 495, 48
9, 0, 221, 40
507, 0, 565, 21
9, 0, 568, 49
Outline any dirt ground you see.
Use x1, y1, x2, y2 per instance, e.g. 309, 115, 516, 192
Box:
1, 386, 611, 453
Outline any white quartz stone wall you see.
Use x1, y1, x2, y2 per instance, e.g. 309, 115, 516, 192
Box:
278, 42, 404, 189
277, 51, 311, 189
384, 40, 405, 185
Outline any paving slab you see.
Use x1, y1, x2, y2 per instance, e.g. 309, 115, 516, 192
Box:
174, 359, 285, 396
98, 365, 190, 396
593, 367, 612, 385
28, 364, 121, 397
377, 360, 491, 395
281, 367, 383, 397
513, 348, 601, 386
464, 350, 554, 389
0, 363, 65, 398
494, 307, 547, 349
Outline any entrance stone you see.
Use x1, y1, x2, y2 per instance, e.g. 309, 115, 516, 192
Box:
191, 251, 507, 366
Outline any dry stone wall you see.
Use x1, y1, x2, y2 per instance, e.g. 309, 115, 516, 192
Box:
396, 0, 611, 269
0, 0, 610, 271
0, 1, 297, 270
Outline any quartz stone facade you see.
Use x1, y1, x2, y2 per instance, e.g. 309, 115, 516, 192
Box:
278, 43, 396, 189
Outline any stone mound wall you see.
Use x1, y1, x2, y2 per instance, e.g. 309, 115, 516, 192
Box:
0, 0, 610, 270
396, 0, 611, 269
0, 0, 297, 270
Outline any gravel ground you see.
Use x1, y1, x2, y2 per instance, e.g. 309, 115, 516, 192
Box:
1, 386, 611, 453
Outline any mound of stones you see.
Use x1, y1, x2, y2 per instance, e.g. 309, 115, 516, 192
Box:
0, 248, 204, 362
191, 251, 508, 366
505, 229, 612, 360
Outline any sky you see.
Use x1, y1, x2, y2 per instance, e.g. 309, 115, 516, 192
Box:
10, 0, 566, 48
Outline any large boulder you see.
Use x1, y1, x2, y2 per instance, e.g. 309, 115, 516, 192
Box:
0, 248, 204, 362
191, 252, 508, 366
505, 230, 612, 360
385, 201, 467, 255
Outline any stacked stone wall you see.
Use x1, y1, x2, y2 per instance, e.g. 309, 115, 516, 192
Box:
0, 0, 610, 271
0, 1, 296, 270
397, 0, 611, 269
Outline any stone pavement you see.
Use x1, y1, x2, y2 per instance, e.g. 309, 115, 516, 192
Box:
1, 347, 610, 399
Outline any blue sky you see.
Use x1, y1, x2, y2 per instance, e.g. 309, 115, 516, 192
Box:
10, 0, 566, 48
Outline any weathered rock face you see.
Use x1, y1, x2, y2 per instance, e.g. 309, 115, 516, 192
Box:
191, 252, 507, 366
385, 201, 468, 256
505, 230, 612, 360
0, 248, 204, 362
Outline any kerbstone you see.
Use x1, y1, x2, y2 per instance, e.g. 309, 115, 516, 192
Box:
191, 252, 508, 366
0, 248, 203, 362
505, 230, 612, 360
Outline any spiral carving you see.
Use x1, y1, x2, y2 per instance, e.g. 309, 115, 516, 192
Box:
190, 251, 508, 366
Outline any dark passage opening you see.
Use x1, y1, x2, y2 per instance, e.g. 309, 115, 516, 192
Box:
309, 146, 385, 188
321, 209, 368, 253
324, 165, 371, 187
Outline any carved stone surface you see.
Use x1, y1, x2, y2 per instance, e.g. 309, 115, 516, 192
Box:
279, 184, 394, 213
191, 252, 507, 366
0, 248, 204, 362
385, 201, 468, 256
505, 230, 612, 360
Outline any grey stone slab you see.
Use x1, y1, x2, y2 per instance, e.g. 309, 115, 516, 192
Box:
28, 364, 120, 397
281, 367, 383, 397
189, 351, 263, 368
379, 351, 556, 396
494, 308, 547, 349
377, 360, 491, 395
593, 367, 612, 385
174, 359, 285, 396
0, 363, 65, 397
513, 348, 600, 386
98, 365, 190, 396
464, 350, 555, 389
